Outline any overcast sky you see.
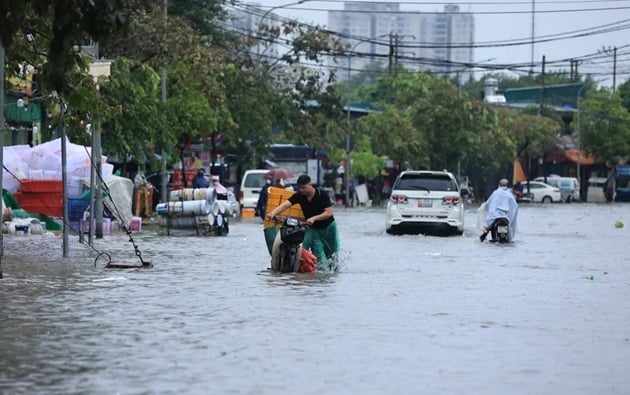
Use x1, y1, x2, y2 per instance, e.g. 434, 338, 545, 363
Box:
250, 0, 629, 87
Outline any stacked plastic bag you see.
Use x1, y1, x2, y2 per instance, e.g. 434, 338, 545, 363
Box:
2, 137, 114, 198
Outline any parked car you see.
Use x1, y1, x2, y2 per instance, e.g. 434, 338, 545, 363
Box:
533, 176, 579, 202
524, 181, 561, 203
385, 170, 464, 235
239, 169, 269, 214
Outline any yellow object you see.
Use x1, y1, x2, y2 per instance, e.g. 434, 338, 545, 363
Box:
135, 185, 153, 217
614, 220, 624, 228
263, 187, 304, 229
241, 208, 256, 219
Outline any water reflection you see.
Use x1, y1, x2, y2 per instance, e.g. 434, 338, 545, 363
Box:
0, 205, 629, 394
257, 269, 340, 288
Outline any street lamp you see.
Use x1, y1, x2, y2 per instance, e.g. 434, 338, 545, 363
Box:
345, 35, 388, 207
344, 40, 364, 208
256, 0, 308, 62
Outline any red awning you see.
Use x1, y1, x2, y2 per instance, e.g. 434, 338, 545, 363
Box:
564, 149, 596, 166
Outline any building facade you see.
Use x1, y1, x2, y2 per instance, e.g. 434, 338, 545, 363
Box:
328, 2, 474, 81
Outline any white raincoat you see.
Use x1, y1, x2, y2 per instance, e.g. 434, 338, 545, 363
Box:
482, 186, 518, 239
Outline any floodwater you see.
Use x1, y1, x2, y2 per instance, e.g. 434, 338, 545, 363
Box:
0, 203, 629, 395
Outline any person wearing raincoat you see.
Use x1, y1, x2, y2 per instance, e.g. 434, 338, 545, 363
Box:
479, 178, 518, 242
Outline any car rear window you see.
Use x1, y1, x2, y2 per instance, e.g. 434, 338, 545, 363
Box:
244, 173, 266, 188
394, 174, 458, 191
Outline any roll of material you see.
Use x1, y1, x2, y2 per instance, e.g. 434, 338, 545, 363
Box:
169, 188, 217, 202
157, 200, 211, 217
210, 201, 220, 216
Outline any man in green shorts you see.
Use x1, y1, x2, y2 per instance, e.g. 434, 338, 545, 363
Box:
267, 175, 340, 271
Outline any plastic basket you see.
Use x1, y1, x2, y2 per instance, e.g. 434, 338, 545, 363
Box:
263, 187, 304, 229
68, 198, 90, 220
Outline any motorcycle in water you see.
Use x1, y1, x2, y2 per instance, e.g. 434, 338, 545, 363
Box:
477, 202, 516, 244
488, 217, 510, 243
269, 216, 316, 273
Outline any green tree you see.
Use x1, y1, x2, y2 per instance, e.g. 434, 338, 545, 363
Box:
617, 77, 630, 113
579, 89, 630, 163
1, 0, 130, 95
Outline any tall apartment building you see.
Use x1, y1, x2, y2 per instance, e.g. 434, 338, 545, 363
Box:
328, 2, 474, 81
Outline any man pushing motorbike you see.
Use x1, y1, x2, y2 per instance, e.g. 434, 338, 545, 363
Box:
479, 178, 518, 242
267, 175, 340, 271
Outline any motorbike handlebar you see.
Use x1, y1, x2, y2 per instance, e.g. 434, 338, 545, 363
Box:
268, 215, 308, 227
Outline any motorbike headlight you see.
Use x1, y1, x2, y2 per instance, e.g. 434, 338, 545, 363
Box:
286, 217, 299, 226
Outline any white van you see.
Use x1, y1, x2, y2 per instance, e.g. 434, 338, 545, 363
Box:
533, 177, 579, 202
239, 169, 269, 212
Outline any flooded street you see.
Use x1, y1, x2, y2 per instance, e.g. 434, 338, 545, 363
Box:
1, 203, 629, 394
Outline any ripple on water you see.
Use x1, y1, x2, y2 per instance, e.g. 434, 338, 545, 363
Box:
0, 205, 629, 394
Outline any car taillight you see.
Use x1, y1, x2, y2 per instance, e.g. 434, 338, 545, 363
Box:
239, 190, 243, 202
553, 187, 560, 192
442, 196, 460, 205
390, 194, 408, 204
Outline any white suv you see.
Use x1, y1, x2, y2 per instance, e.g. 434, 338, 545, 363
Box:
385, 170, 464, 235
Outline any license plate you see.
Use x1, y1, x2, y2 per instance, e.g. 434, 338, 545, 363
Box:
498, 226, 508, 233
417, 199, 432, 207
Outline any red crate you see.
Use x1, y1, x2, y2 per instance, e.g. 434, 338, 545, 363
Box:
14, 192, 63, 217
20, 180, 63, 193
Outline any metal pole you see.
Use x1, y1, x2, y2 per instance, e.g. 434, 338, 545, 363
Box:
613, 47, 617, 93
345, 38, 369, 208
530, 0, 535, 73
0, 43, 5, 274
61, 102, 69, 257
345, 52, 351, 208
161, 0, 168, 206
95, 124, 103, 238
89, 125, 96, 243
576, 83, 585, 195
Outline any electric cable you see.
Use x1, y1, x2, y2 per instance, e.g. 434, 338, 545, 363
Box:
81, 145, 150, 266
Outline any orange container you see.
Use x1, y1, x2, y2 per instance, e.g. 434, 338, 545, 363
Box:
241, 208, 256, 219
263, 187, 304, 229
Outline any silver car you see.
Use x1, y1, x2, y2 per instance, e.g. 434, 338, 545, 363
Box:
385, 170, 464, 235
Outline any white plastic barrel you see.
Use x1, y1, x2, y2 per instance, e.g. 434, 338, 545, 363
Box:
163, 200, 211, 217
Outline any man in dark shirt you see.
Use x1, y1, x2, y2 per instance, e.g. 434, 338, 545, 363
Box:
192, 169, 210, 188
267, 175, 340, 271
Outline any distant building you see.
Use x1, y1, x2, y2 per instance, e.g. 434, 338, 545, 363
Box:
328, 2, 474, 81
224, 3, 283, 63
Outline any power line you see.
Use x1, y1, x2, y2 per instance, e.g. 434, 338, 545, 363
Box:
312, 0, 630, 4
231, 4, 630, 51
223, 5, 627, 81
256, 4, 630, 15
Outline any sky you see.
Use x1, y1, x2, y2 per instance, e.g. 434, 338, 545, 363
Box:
250, 0, 630, 87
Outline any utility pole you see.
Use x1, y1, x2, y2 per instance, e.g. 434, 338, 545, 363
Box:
538, 55, 545, 116
388, 32, 394, 76
530, 0, 535, 73
613, 46, 617, 92
395, 33, 399, 69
